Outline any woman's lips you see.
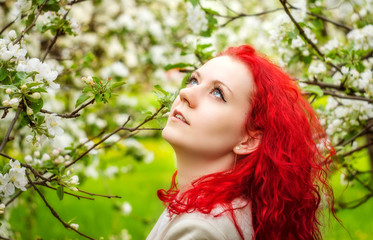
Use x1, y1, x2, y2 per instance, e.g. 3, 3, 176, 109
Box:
172, 110, 189, 125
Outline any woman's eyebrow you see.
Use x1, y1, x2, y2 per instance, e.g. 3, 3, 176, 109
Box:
193, 70, 233, 95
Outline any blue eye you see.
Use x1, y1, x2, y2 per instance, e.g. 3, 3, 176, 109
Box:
187, 77, 198, 86
211, 88, 226, 102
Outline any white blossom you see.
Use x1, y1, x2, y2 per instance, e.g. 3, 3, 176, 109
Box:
291, 36, 305, 48
70, 223, 79, 230
321, 38, 339, 52
45, 114, 64, 137
68, 175, 79, 185
121, 201, 132, 216
186, 3, 208, 34
0, 203, 5, 214
8, 30, 17, 40
347, 25, 373, 50
308, 61, 326, 75
8, 160, 27, 191
9, 98, 20, 108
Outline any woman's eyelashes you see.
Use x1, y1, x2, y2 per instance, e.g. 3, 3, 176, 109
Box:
186, 76, 226, 102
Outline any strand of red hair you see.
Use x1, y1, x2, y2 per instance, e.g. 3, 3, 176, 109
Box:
158, 45, 336, 240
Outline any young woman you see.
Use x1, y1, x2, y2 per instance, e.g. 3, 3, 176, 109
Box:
147, 45, 335, 240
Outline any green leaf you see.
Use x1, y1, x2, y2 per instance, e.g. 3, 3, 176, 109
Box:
302, 85, 324, 97
188, 0, 199, 7
95, 93, 103, 103
75, 94, 90, 107
0, 68, 8, 82
26, 12, 35, 27
110, 81, 126, 89
44, 0, 60, 12
30, 87, 48, 93
15, 72, 27, 83
164, 62, 194, 71
29, 98, 44, 113
57, 185, 64, 200
27, 82, 43, 88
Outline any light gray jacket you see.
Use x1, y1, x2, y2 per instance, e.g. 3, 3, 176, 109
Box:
146, 199, 254, 240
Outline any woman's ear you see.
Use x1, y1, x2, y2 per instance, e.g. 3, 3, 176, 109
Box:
233, 131, 262, 155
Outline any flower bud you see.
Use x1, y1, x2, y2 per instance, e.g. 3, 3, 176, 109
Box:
25, 155, 33, 163
52, 149, 59, 156
70, 223, 79, 230
34, 151, 40, 158
5, 88, 12, 94
0, 204, 5, 214
81, 76, 87, 82
32, 92, 41, 100
2, 99, 10, 106
21, 84, 27, 91
8, 30, 17, 40
9, 98, 20, 108
27, 107, 33, 115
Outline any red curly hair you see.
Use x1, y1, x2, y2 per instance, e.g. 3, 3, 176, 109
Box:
158, 45, 335, 240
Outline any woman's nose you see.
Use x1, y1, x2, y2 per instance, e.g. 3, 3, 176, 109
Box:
179, 87, 197, 108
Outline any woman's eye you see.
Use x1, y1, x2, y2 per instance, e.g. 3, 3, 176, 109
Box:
212, 88, 226, 102
187, 77, 198, 86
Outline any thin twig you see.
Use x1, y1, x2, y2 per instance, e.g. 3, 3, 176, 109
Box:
337, 123, 373, 147
41, 10, 70, 62
0, 103, 23, 152
13, 0, 50, 45
323, 90, 373, 103
40, 98, 95, 118
287, 4, 352, 31
5, 190, 23, 207
342, 142, 373, 157
338, 192, 373, 209
64, 106, 165, 169
361, 50, 373, 60
77, 188, 121, 199
36, 182, 95, 200
0, 14, 26, 35
26, 171, 96, 240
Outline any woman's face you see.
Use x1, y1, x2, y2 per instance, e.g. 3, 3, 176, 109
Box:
162, 56, 255, 158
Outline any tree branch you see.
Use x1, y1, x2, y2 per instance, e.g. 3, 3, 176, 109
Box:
64, 105, 164, 169
342, 141, 373, 157
279, 0, 342, 73
26, 171, 96, 240
337, 123, 373, 147
36, 182, 95, 200
323, 90, 373, 103
287, 4, 352, 31
13, 0, 49, 45
41, 10, 70, 62
0, 103, 23, 152
76, 188, 121, 199
40, 98, 95, 118
0, 14, 26, 35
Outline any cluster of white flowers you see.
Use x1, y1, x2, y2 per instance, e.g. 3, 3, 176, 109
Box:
291, 36, 305, 48
290, 0, 307, 22
0, 160, 27, 198
24, 148, 71, 167
321, 38, 340, 52
347, 24, 373, 50
0, 31, 27, 62
323, 97, 373, 142
16, 58, 60, 89
308, 61, 327, 75
186, 3, 208, 34
45, 114, 64, 137
123, 139, 154, 164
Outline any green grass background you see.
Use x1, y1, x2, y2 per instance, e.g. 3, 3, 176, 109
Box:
8, 138, 373, 239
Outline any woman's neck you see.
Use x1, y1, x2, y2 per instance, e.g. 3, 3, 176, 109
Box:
173, 148, 235, 193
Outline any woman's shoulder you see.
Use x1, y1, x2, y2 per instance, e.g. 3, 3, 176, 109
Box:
153, 198, 253, 240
